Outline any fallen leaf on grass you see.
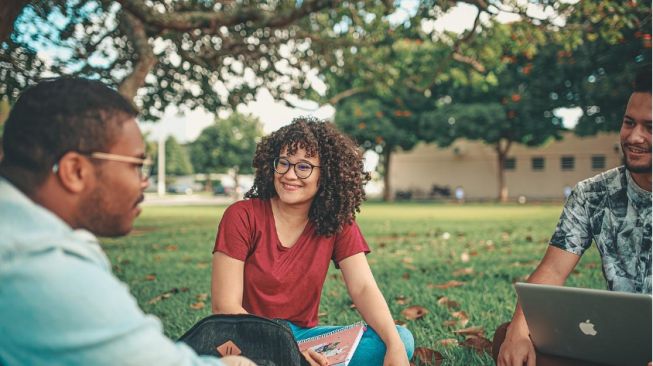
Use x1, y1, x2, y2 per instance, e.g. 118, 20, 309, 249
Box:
412, 347, 444, 366
442, 320, 458, 327
395, 295, 407, 305
394, 319, 407, 326
350, 303, 357, 309
453, 326, 484, 337
460, 335, 492, 355
318, 312, 328, 317
147, 287, 189, 305
145, 274, 156, 281
436, 296, 460, 309
401, 305, 429, 320
402, 272, 410, 280
196, 262, 209, 269
190, 301, 205, 310
436, 338, 458, 346
165, 245, 178, 251
402, 257, 414, 264
452, 267, 474, 277
460, 252, 470, 263
427, 280, 465, 289
196, 293, 208, 301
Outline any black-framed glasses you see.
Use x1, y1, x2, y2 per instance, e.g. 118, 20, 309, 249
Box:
52, 152, 153, 181
273, 157, 320, 179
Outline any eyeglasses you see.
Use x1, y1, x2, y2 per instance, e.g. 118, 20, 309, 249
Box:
273, 157, 320, 179
52, 152, 153, 180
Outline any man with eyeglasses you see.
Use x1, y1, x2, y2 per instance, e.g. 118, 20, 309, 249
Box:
0, 77, 252, 365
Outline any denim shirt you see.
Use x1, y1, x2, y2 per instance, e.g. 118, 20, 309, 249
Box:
0, 177, 223, 366
550, 166, 652, 293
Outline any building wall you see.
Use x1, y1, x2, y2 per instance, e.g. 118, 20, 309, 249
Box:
389, 132, 622, 200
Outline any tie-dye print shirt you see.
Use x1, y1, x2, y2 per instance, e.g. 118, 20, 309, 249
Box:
550, 166, 652, 293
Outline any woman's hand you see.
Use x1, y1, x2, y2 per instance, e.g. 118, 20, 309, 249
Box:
383, 343, 410, 366
301, 348, 329, 366
220, 355, 257, 366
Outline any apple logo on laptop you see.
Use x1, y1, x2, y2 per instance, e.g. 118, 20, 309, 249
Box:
579, 320, 597, 336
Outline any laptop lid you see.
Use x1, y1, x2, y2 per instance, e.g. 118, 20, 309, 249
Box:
515, 282, 652, 366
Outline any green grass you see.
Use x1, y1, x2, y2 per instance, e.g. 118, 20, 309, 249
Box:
103, 202, 604, 365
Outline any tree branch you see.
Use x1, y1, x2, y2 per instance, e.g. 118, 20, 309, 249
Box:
0, 0, 30, 43
117, 10, 156, 102
328, 87, 368, 105
117, 0, 335, 33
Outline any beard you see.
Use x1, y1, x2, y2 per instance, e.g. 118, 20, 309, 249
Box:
78, 183, 133, 237
622, 144, 652, 174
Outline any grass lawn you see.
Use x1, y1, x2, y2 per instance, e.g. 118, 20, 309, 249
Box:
103, 202, 604, 365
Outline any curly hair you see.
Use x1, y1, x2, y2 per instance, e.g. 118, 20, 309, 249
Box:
245, 117, 371, 236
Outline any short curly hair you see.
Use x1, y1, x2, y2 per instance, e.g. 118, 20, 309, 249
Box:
245, 117, 371, 236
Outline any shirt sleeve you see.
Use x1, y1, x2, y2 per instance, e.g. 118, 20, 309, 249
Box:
332, 221, 371, 267
0, 250, 224, 366
549, 182, 593, 256
213, 201, 254, 261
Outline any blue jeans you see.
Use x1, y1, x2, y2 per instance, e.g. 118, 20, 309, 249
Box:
286, 322, 415, 366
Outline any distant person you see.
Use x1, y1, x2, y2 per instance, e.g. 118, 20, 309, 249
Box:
494, 69, 652, 366
455, 185, 465, 202
210, 117, 415, 366
0, 78, 253, 366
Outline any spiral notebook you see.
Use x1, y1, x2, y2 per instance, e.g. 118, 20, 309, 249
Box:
297, 322, 366, 366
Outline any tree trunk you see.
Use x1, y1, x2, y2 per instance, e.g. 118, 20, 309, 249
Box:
0, 0, 29, 43
495, 139, 512, 203
117, 10, 156, 102
382, 148, 393, 202
232, 166, 240, 201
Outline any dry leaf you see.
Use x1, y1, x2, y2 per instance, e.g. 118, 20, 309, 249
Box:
469, 250, 478, 256
401, 305, 429, 320
460, 252, 470, 263
402, 272, 410, 280
147, 288, 182, 304
394, 319, 407, 326
402, 257, 414, 264
196, 293, 208, 301
427, 280, 465, 289
145, 274, 156, 281
436, 338, 458, 346
452, 267, 474, 277
190, 301, 205, 310
412, 347, 444, 366
451, 311, 469, 327
442, 320, 458, 327
396, 295, 407, 305
318, 312, 328, 317
453, 326, 484, 337
460, 335, 492, 355
196, 262, 209, 269
350, 303, 357, 309
436, 296, 460, 309
165, 245, 178, 251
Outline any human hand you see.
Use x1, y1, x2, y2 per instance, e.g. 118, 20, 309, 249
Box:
301, 348, 329, 366
382, 343, 410, 366
220, 355, 257, 366
497, 329, 536, 366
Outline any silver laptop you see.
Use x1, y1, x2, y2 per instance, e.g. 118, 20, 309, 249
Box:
515, 282, 652, 366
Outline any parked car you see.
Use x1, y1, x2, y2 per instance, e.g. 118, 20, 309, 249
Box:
167, 183, 194, 195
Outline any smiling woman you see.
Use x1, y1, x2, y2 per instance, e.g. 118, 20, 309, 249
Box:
210, 117, 414, 366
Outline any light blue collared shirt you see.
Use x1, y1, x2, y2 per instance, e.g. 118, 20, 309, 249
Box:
0, 177, 223, 366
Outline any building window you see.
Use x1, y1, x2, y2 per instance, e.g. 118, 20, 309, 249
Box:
592, 155, 606, 170
531, 157, 545, 171
561, 156, 575, 171
504, 157, 516, 170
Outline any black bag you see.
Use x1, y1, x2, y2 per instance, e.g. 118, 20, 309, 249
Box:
178, 314, 310, 366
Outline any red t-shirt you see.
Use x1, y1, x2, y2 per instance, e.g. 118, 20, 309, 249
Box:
213, 198, 370, 327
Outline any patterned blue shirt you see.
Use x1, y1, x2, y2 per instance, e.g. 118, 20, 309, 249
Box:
550, 166, 652, 293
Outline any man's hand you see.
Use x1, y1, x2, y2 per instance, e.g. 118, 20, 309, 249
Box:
497, 326, 536, 366
382, 343, 410, 366
301, 348, 329, 366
